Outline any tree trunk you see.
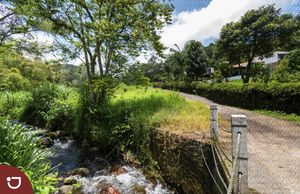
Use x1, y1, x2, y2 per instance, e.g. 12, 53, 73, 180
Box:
244, 57, 254, 83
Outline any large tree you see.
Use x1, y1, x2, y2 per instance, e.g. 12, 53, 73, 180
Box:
217, 5, 296, 83
183, 40, 208, 81
9, 0, 173, 81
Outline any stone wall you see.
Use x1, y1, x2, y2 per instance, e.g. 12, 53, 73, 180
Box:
151, 129, 228, 194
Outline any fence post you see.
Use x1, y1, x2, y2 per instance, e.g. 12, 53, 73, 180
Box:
210, 104, 218, 140
231, 115, 248, 194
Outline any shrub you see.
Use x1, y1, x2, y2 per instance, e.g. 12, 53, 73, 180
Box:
0, 91, 32, 119
155, 81, 300, 114
0, 119, 57, 193
20, 84, 79, 130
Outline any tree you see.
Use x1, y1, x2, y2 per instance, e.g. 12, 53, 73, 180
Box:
165, 51, 185, 81
204, 43, 217, 67
217, 5, 296, 83
10, 0, 173, 82
183, 40, 208, 81
0, 3, 35, 45
277, 14, 300, 50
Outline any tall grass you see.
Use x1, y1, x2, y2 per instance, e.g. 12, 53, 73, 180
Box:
0, 119, 57, 193
0, 91, 32, 119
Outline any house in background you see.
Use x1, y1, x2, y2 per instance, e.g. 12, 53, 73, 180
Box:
233, 51, 289, 70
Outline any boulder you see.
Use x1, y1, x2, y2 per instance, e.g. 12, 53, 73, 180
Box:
63, 177, 77, 185
57, 185, 83, 194
56, 130, 66, 137
59, 137, 68, 144
70, 167, 90, 177
110, 166, 127, 176
133, 185, 146, 194
57, 185, 73, 194
98, 185, 120, 194
48, 132, 58, 139
40, 137, 53, 147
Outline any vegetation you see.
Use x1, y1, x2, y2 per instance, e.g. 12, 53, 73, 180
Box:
0, 83, 213, 163
8, 0, 173, 81
0, 120, 57, 193
184, 40, 208, 81
155, 81, 300, 114
216, 5, 298, 83
0, 0, 299, 192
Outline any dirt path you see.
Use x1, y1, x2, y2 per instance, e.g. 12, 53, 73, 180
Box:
180, 92, 300, 194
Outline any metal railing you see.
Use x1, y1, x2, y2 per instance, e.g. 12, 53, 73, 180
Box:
207, 105, 248, 194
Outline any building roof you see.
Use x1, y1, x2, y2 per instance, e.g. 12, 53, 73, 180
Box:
232, 51, 289, 69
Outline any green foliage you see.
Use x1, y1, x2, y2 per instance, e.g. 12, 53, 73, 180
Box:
216, 5, 297, 83
0, 67, 30, 91
285, 49, 300, 71
123, 64, 150, 86
156, 81, 300, 114
0, 91, 31, 119
0, 120, 57, 193
183, 40, 208, 81
21, 83, 79, 129
271, 50, 300, 83
11, 0, 173, 79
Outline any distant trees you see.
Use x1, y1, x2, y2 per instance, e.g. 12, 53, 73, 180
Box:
216, 5, 299, 83
183, 40, 208, 81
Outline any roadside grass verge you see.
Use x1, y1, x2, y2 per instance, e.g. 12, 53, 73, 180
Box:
113, 85, 215, 134
254, 110, 300, 125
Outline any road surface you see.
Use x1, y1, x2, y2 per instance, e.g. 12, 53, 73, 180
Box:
181, 92, 300, 194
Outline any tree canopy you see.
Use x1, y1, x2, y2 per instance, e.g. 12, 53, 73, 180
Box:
8, 0, 173, 81
216, 5, 298, 83
183, 40, 208, 81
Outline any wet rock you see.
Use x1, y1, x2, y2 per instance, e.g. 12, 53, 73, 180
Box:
57, 185, 73, 194
90, 146, 99, 153
39, 137, 53, 147
70, 167, 90, 177
48, 130, 66, 139
98, 184, 121, 194
59, 137, 68, 144
48, 132, 58, 139
110, 166, 127, 176
57, 185, 83, 194
63, 177, 77, 185
133, 185, 146, 194
56, 130, 66, 137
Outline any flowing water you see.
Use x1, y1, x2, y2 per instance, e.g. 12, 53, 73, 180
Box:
49, 137, 174, 194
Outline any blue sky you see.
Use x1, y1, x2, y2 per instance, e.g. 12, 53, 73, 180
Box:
159, 0, 300, 52
172, 0, 211, 13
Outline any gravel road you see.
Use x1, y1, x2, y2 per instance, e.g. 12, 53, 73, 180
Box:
180, 92, 300, 194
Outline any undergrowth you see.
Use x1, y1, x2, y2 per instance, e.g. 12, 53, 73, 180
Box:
0, 119, 57, 193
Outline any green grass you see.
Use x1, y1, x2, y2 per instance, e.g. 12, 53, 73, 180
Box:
0, 91, 32, 119
113, 84, 214, 133
255, 110, 300, 125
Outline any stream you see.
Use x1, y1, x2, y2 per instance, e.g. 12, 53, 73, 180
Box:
48, 137, 175, 194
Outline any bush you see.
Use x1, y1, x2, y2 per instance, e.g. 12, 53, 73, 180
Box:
21, 83, 80, 130
0, 119, 57, 193
0, 91, 32, 119
155, 81, 300, 114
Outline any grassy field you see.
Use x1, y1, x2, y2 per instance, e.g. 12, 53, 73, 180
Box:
113, 85, 218, 134
255, 110, 300, 125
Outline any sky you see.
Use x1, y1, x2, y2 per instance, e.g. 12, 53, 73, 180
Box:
160, 0, 300, 51
2, 1, 299, 64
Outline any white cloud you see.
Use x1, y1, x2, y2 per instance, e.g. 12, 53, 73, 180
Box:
160, 0, 294, 51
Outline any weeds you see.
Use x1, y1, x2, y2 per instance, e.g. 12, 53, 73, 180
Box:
0, 119, 57, 193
